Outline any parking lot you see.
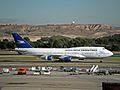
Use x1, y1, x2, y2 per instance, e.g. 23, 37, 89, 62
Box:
0, 54, 120, 90
0, 65, 119, 90
0, 72, 120, 90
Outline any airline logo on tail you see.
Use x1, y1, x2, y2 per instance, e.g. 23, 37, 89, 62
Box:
17, 40, 25, 44
12, 32, 32, 48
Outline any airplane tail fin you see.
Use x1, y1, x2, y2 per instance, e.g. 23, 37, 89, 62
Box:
12, 32, 32, 48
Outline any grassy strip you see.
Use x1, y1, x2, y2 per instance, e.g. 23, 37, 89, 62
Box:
0, 50, 17, 55
40, 63, 120, 68
0, 56, 37, 60
113, 51, 120, 55
0, 62, 120, 68
103, 57, 120, 61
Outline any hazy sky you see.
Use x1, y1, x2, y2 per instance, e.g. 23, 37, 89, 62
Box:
0, 0, 120, 26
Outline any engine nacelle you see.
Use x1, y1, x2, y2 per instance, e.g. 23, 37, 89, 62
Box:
59, 56, 72, 62
41, 55, 53, 61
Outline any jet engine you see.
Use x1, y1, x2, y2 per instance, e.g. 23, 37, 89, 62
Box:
41, 55, 53, 61
59, 56, 72, 62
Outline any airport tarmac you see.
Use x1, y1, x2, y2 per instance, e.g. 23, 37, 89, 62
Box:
0, 72, 120, 90
0, 55, 120, 67
0, 59, 120, 69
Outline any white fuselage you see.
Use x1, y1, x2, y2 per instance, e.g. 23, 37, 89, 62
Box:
15, 47, 113, 59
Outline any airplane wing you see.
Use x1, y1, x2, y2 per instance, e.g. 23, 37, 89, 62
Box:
67, 54, 86, 58
40, 54, 86, 61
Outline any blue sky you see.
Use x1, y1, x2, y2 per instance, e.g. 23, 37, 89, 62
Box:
0, 0, 120, 26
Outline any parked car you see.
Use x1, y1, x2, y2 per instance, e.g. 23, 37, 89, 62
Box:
17, 68, 28, 75
3, 68, 9, 73
41, 70, 51, 75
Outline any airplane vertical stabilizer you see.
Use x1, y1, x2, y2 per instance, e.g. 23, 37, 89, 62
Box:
12, 32, 32, 48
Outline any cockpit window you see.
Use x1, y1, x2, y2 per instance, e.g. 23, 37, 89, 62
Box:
102, 47, 105, 50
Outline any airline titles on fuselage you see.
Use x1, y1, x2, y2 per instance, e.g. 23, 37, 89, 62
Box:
66, 49, 97, 51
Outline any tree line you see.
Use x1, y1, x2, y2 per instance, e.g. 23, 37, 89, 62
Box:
0, 34, 120, 51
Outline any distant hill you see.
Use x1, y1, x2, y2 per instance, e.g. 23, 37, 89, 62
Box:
0, 24, 120, 41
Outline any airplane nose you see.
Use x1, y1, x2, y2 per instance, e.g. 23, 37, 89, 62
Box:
109, 51, 113, 56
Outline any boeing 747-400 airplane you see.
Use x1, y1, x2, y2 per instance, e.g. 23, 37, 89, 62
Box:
12, 33, 113, 61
